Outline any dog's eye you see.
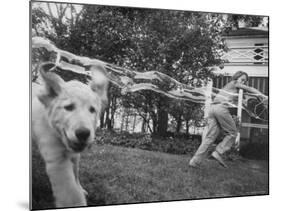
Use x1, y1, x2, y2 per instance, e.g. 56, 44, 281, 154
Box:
89, 106, 96, 113
64, 104, 75, 111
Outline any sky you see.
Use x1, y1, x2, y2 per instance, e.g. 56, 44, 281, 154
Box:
32, 1, 268, 28
32, 1, 82, 22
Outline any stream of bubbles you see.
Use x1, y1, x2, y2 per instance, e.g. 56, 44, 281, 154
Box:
32, 37, 268, 121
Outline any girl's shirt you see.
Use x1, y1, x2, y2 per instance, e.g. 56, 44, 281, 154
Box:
213, 80, 239, 106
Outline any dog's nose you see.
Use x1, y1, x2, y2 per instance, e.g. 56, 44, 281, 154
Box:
75, 127, 90, 143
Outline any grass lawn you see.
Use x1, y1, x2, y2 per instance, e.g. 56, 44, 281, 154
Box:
32, 143, 269, 210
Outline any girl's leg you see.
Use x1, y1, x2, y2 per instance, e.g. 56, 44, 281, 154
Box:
189, 116, 220, 166
213, 105, 237, 155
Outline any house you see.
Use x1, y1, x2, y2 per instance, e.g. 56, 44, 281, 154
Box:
213, 27, 269, 142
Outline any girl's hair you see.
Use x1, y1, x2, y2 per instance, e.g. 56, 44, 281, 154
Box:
231, 71, 249, 81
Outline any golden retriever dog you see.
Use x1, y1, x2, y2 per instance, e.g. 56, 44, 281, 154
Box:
32, 62, 108, 208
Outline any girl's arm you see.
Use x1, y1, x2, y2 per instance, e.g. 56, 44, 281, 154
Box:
235, 82, 267, 98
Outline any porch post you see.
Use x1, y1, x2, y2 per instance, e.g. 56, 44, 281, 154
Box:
235, 89, 243, 150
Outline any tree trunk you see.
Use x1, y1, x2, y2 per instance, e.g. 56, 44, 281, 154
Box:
146, 119, 153, 134
185, 120, 190, 137
176, 115, 182, 133
120, 112, 125, 132
125, 112, 129, 131
110, 96, 117, 129
151, 112, 157, 134
141, 118, 146, 133
99, 111, 105, 128
105, 107, 112, 130
110, 108, 115, 130
157, 107, 168, 136
132, 113, 137, 133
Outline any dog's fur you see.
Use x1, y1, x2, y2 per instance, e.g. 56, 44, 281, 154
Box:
32, 63, 108, 208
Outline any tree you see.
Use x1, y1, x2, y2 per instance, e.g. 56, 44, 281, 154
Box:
32, 3, 234, 136
224, 14, 266, 29
31, 2, 84, 79
72, 7, 227, 135
113, 11, 226, 135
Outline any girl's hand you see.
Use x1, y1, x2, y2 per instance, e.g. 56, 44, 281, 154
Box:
257, 94, 268, 102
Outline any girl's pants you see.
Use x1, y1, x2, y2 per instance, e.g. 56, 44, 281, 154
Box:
189, 104, 237, 165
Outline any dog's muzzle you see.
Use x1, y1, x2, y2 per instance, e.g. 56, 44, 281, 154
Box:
75, 127, 90, 143
63, 128, 91, 153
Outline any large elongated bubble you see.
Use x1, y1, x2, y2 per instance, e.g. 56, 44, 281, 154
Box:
32, 37, 268, 121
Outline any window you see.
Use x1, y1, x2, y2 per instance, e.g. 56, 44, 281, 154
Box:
253, 43, 267, 64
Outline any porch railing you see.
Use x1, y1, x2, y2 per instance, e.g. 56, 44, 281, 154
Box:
222, 45, 268, 64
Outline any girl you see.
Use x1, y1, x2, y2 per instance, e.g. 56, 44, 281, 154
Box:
189, 71, 267, 168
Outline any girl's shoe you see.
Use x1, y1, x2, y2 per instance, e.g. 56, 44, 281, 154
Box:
211, 151, 228, 168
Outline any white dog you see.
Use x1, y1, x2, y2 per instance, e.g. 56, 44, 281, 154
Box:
32, 62, 108, 208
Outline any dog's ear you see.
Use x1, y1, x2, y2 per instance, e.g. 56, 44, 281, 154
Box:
89, 64, 109, 111
38, 62, 65, 107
